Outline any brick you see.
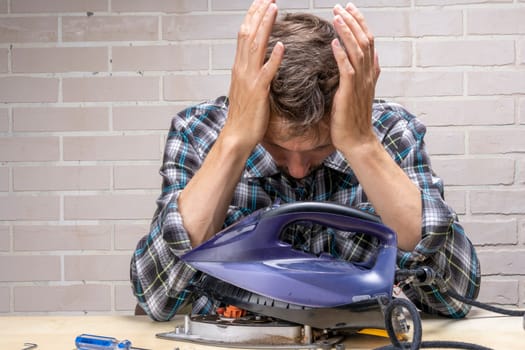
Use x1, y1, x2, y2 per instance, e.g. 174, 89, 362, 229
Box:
477, 279, 519, 305
0, 195, 60, 220
213, 0, 309, 10
112, 0, 207, 13
417, 0, 512, 4
314, 0, 410, 7
521, 99, 525, 124
409, 10, 462, 37
0, 17, 58, 43
468, 71, 525, 95
431, 157, 514, 186
471, 190, 525, 215
0, 287, 8, 312
112, 44, 208, 72
518, 159, 525, 185
63, 76, 159, 102
164, 74, 230, 101
63, 135, 160, 161
13, 165, 111, 191
520, 39, 525, 65
417, 40, 514, 67
0, 136, 59, 162
211, 43, 235, 70
469, 129, 525, 154
0, 166, 7, 192
115, 223, 150, 250
0, 77, 59, 103
12, 0, 107, 13
362, 10, 462, 38
0, 226, 9, 251
376, 71, 463, 98
519, 280, 525, 309
520, 220, 525, 246
115, 284, 136, 311
400, 98, 514, 127
64, 193, 157, 220
477, 249, 525, 275
0, 48, 7, 73
114, 164, 160, 190
442, 189, 466, 215
113, 105, 181, 131
423, 128, 465, 155
63, 16, 158, 42
163, 14, 243, 40
64, 255, 131, 281
12, 47, 108, 73
14, 225, 112, 251
468, 8, 525, 35
13, 107, 109, 132
461, 219, 517, 246
63, 77, 159, 102
376, 40, 412, 67
14, 284, 111, 312
0, 108, 7, 132
0, 256, 60, 282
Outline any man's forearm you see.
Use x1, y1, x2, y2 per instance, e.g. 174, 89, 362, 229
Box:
178, 131, 253, 247
341, 140, 422, 251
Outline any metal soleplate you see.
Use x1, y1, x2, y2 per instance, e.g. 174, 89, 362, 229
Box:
156, 315, 343, 349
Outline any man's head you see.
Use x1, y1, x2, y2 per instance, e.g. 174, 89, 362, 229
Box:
265, 12, 340, 138
262, 13, 339, 179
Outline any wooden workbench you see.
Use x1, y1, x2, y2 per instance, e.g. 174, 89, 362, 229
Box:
0, 309, 522, 349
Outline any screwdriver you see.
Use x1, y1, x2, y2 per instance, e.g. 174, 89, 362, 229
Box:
75, 334, 150, 350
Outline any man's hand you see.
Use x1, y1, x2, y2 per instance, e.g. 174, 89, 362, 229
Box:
330, 3, 380, 152
223, 0, 284, 151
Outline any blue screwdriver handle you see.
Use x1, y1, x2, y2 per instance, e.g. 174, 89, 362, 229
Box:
75, 334, 131, 350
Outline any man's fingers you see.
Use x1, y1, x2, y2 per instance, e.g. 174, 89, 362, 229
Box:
374, 51, 381, 82
333, 3, 374, 71
252, 3, 278, 65
237, 0, 274, 63
332, 12, 361, 69
260, 41, 284, 85
331, 37, 353, 92
345, 2, 374, 45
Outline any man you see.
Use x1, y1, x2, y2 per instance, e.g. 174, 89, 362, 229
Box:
130, 0, 480, 321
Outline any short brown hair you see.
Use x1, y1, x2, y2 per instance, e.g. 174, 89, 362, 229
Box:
266, 13, 339, 135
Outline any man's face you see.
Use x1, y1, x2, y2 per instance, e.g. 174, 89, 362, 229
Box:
261, 118, 336, 180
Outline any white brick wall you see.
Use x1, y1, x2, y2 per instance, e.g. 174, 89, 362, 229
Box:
0, 0, 524, 314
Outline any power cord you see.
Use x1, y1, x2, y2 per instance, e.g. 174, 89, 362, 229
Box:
375, 267, 525, 350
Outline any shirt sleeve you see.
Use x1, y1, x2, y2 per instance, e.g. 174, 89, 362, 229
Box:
386, 108, 481, 318
130, 112, 204, 321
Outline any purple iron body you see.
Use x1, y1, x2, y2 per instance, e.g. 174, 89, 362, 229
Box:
181, 201, 397, 308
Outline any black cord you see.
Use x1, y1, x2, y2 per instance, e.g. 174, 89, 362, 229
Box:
374, 340, 494, 350
384, 298, 422, 350
379, 267, 525, 350
446, 288, 525, 317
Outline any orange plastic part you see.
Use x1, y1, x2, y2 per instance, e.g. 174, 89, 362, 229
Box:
222, 305, 246, 318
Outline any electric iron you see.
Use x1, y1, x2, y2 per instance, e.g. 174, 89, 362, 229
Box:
157, 201, 417, 349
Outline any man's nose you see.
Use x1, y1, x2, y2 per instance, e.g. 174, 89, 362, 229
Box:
286, 154, 310, 179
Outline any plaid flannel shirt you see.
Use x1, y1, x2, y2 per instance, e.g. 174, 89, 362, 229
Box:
130, 96, 480, 321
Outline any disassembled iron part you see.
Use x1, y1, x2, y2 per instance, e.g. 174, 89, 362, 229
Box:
157, 314, 349, 349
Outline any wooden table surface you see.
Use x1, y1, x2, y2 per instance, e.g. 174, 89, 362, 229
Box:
0, 309, 522, 349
